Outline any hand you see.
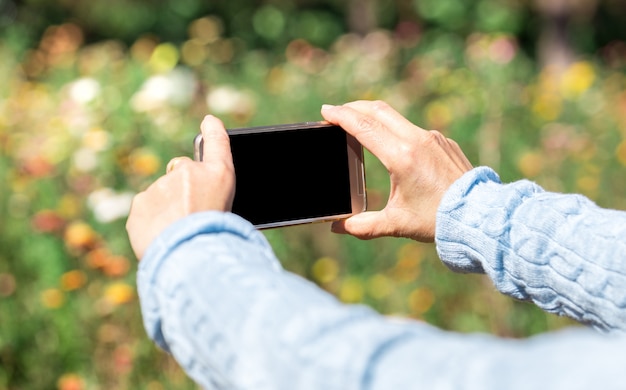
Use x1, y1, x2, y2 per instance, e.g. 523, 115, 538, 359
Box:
321, 100, 472, 242
126, 115, 235, 259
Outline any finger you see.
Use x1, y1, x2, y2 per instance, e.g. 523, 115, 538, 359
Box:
200, 115, 233, 166
166, 156, 192, 174
343, 100, 424, 137
330, 211, 391, 240
321, 104, 401, 162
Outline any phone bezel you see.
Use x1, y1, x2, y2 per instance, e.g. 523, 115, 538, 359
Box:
193, 121, 367, 229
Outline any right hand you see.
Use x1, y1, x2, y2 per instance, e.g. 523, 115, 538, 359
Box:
125, 115, 236, 260
321, 100, 473, 242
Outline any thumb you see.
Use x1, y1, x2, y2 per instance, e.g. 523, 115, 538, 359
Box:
331, 211, 391, 240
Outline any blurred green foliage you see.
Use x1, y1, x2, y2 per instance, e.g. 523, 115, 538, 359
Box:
1, 0, 626, 389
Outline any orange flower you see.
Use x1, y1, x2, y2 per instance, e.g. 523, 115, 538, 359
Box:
102, 255, 131, 278
41, 288, 65, 309
57, 373, 85, 390
85, 247, 109, 269
61, 270, 87, 291
64, 221, 98, 251
21, 155, 56, 178
129, 148, 161, 177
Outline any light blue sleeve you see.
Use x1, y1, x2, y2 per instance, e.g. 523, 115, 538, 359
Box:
436, 167, 626, 332
138, 209, 626, 390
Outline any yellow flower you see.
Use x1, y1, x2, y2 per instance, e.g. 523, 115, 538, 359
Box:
64, 221, 98, 251
425, 100, 453, 129
149, 43, 179, 73
311, 256, 340, 284
532, 93, 562, 121
129, 148, 161, 177
339, 277, 364, 303
367, 274, 394, 300
104, 282, 135, 305
560, 61, 595, 99
517, 151, 543, 178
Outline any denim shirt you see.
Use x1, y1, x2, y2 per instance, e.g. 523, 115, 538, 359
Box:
137, 167, 626, 390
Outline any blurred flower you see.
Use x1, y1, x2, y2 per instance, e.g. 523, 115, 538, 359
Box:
517, 151, 544, 178
408, 287, 435, 316
20, 155, 56, 178
339, 276, 364, 303
56, 193, 82, 219
113, 344, 134, 375
130, 35, 158, 63
149, 42, 179, 73
103, 282, 135, 305
488, 36, 517, 64
389, 243, 423, 283
532, 92, 562, 121
32, 210, 66, 233
367, 274, 394, 300
68, 77, 101, 105
97, 323, 122, 344
86, 247, 132, 277
57, 373, 85, 390
41, 288, 65, 309
576, 175, 600, 199
616, 140, 626, 166
131, 67, 196, 112
101, 255, 131, 278
82, 127, 110, 151
560, 61, 596, 99
128, 148, 161, 177
72, 147, 98, 172
0, 273, 16, 297
181, 39, 208, 67
189, 16, 223, 45
206, 85, 257, 120
311, 256, 340, 284
425, 100, 453, 129
61, 270, 88, 291
285, 39, 329, 74
64, 221, 99, 252
86, 248, 110, 269
87, 188, 134, 223
40, 23, 83, 67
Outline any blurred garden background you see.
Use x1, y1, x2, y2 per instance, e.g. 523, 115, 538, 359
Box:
1, 0, 626, 388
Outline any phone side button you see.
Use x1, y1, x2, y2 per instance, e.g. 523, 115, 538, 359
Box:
355, 158, 365, 196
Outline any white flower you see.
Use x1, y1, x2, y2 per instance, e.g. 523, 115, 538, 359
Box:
206, 85, 256, 116
69, 78, 101, 104
87, 188, 135, 223
131, 67, 197, 112
72, 147, 98, 172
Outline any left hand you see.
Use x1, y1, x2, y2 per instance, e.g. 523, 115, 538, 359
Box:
126, 115, 236, 260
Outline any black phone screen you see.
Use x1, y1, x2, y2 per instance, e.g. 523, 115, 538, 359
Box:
230, 125, 352, 226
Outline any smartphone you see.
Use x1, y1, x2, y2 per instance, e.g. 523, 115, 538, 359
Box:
194, 121, 366, 229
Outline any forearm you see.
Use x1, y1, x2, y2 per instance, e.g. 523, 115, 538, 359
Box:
137, 212, 432, 389
436, 167, 626, 332
138, 211, 626, 390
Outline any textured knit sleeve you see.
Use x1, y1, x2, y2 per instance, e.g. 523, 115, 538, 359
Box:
435, 167, 626, 332
138, 210, 626, 390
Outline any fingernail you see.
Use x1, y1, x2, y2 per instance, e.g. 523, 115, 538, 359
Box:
321, 104, 335, 111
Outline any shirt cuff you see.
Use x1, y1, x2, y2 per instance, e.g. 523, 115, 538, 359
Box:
435, 167, 502, 274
